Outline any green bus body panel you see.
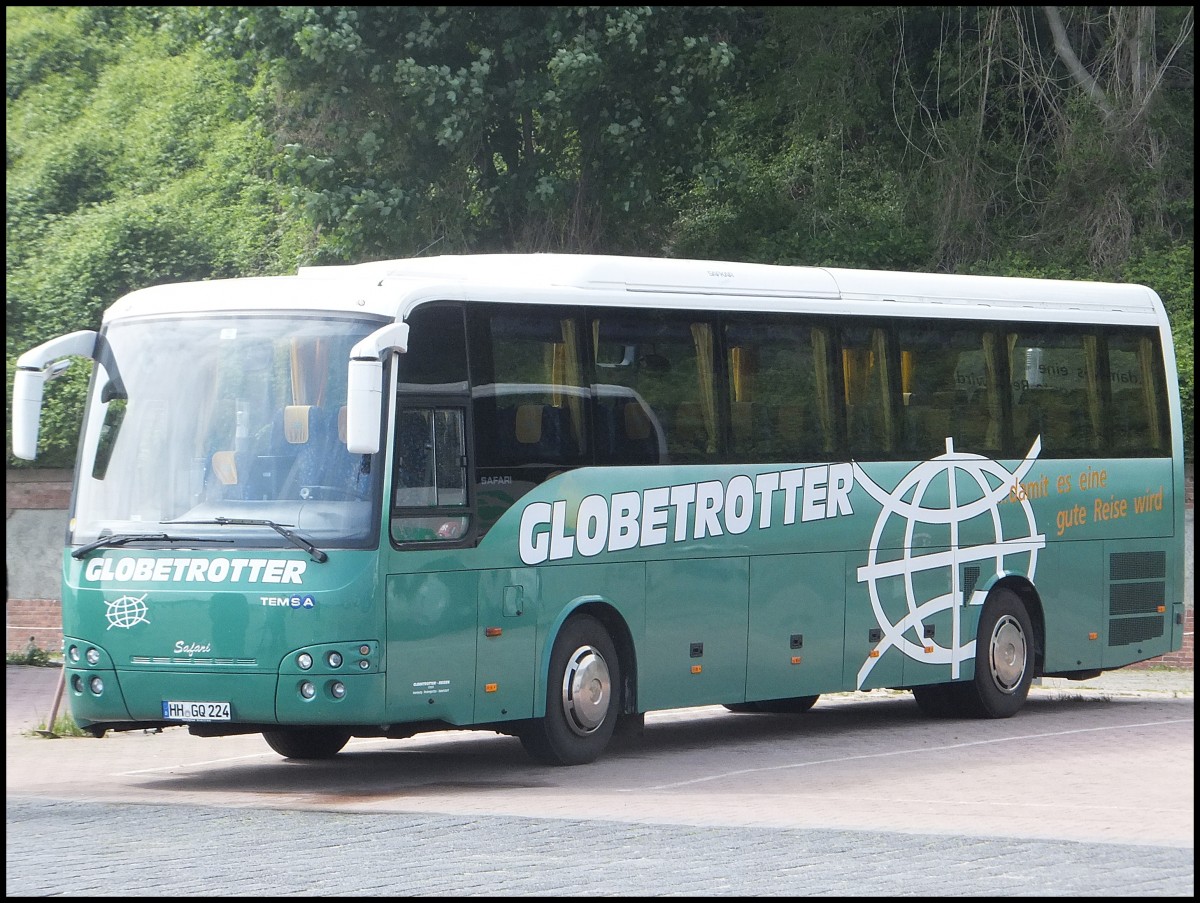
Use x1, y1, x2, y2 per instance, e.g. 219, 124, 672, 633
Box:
747, 553, 845, 699
385, 569, 479, 725
474, 567, 539, 723
62, 549, 384, 728
1100, 536, 1178, 668
640, 557, 749, 710
62, 452, 1179, 731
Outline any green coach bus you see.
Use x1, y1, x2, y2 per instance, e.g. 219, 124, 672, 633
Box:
11, 254, 1186, 765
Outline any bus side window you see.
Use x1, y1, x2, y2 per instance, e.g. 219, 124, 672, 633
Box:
1108, 332, 1168, 456
593, 313, 716, 464
841, 326, 896, 457
1009, 329, 1103, 457
897, 325, 1004, 457
724, 318, 834, 464
391, 406, 470, 543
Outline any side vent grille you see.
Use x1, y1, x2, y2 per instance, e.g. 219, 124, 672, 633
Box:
962, 566, 980, 602
1107, 552, 1166, 647
1109, 551, 1165, 581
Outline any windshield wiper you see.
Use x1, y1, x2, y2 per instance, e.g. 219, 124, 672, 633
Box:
71, 532, 233, 559
169, 517, 328, 563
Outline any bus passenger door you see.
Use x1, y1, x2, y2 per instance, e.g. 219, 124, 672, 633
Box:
384, 400, 480, 726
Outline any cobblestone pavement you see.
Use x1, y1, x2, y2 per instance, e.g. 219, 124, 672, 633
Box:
5, 797, 1194, 897
6, 665, 1194, 897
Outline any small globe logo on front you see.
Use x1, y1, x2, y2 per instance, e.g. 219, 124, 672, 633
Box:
105, 593, 150, 629
852, 438, 1046, 687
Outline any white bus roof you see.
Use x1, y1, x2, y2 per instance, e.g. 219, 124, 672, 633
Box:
104, 253, 1166, 327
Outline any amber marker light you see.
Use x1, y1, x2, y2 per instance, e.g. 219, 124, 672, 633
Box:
690, 665, 702, 674
485, 627, 502, 637
485, 683, 498, 693
791, 656, 802, 665
1088, 632, 1099, 640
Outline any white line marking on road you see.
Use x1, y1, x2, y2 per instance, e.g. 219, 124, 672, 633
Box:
619, 717, 1194, 791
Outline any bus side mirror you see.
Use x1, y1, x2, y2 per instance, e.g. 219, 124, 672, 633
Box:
345, 358, 384, 454
345, 320, 410, 455
12, 329, 98, 460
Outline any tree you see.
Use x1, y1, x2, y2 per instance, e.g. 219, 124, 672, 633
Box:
6, 6, 307, 465
203, 6, 740, 259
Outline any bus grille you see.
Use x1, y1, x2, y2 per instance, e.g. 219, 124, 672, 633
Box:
129, 656, 258, 666
1107, 551, 1166, 647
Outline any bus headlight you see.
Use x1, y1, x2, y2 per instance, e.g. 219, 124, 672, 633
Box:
327, 651, 343, 668
297, 653, 313, 670
68, 645, 80, 662
299, 681, 316, 699
330, 681, 346, 699
89, 676, 104, 695
86, 648, 101, 665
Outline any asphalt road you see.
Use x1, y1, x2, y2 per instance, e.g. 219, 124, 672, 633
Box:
5, 665, 1194, 897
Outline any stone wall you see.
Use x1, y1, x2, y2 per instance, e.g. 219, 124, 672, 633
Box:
6, 469, 71, 654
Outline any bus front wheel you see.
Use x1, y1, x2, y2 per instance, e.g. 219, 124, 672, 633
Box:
519, 614, 621, 766
263, 727, 352, 759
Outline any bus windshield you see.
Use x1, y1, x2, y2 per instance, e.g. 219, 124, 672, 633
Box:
71, 314, 385, 551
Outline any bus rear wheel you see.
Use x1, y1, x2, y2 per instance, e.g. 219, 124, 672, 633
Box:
913, 589, 1035, 719
519, 614, 621, 766
963, 588, 1035, 717
263, 727, 352, 759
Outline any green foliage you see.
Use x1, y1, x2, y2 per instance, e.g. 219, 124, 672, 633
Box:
204, 6, 741, 257
6, 7, 309, 465
33, 712, 92, 739
5, 638, 57, 667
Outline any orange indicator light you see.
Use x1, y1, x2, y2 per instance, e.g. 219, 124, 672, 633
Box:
1157, 605, 1165, 613
924, 645, 934, 654
690, 664, 703, 674
869, 649, 880, 658
790, 656, 802, 665
1088, 632, 1098, 640
485, 627, 503, 637
485, 683, 498, 693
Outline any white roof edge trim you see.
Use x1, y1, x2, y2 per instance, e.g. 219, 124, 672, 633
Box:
96, 254, 1165, 324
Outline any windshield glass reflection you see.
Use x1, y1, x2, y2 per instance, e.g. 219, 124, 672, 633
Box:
71, 314, 384, 550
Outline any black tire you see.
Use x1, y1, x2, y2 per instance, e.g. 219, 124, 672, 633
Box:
519, 614, 621, 766
958, 588, 1035, 718
262, 727, 352, 759
725, 695, 820, 714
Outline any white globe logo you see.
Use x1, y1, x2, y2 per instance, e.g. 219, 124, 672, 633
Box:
852, 437, 1046, 687
105, 593, 150, 629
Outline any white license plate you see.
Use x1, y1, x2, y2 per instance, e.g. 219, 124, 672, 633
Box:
162, 700, 231, 721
